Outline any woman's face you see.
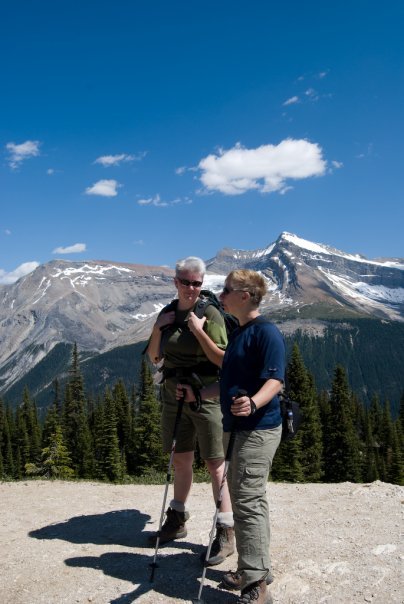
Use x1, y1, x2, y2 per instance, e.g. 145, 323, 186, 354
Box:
219, 279, 244, 315
174, 270, 203, 307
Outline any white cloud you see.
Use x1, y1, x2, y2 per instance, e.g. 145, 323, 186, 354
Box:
137, 194, 169, 207
52, 243, 87, 254
0, 261, 39, 285
332, 160, 343, 169
94, 152, 146, 167
305, 88, 318, 98
85, 179, 120, 197
137, 194, 192, 207
198, 140, 327, 196
283, 96, 299, 106
6, 140, 41, 169
175, 166, 186, 175
47, 168, 55, 175
355, 143, 374, 159
4, 229, 11, 235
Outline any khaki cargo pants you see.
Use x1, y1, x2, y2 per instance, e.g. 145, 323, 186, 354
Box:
224, 425, 282, 589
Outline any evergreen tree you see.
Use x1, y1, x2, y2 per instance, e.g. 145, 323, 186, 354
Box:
42, 403, 61, 449
0, 398, 5, 478
0, 401, 15, 478
92, 397, 106, 480
362, 408, 379, 482
133, 359, 164, 475
99, 388, 125, 482
287, 344, 323, 481
318, 389, 331, 451
369, 395, 384, 480
399, 391, 404, 432
113, 380, 136, 472
52, 378, 62, 416
388, 422, 404, 485
323, 366, 361, 482
379, 400, 395, 481
272, 346, 303, 482
4, 406, 15, 478
271, 436, 304, 482
40, 425, 75, 479
14, 447, 23, 479
62, 343, 93, 477
14, 406, 30, 476
21, 387, 42, 463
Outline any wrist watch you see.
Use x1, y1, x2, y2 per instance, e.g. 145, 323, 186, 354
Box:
249, 397, 257, 415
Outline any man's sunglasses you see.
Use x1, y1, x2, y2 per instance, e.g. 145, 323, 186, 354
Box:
177, 278, 203, 287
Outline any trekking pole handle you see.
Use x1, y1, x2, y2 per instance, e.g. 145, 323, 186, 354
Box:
226, 389, 247, 461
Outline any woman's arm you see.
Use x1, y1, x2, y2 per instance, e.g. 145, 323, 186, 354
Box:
187, 311, 225, 368
145, 310, 176, 364
231, 378, 283, 417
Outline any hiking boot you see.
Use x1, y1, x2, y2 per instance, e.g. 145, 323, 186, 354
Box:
148, 507, 189, 545
229, 579, 272, 604
220, 570, 273, 591
200, 524, 235, 566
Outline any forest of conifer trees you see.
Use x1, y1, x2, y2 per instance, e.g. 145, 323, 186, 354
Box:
0, 343, 403, 485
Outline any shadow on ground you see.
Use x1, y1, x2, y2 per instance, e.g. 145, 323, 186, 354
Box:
66, 551, 235, 603
29, 509, 151, 548
29, 508, 236, 603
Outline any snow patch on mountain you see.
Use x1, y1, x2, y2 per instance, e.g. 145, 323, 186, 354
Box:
204, 273, 226, 292
283, 232, 404, 270
320, 269, 404, 307
282, 232, 332, 255
52, 264, 133, 278
251, 243, 276, 258
132, 303, 166, 321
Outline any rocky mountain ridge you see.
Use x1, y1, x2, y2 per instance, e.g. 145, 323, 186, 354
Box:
1, 232, 403, 399
206, 232, 404, 320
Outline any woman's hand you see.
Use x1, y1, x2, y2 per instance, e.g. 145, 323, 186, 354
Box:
231, 394, 253, 416
175, 383, 196, 403
187, 312, 206, 335
155, 310, 175, 330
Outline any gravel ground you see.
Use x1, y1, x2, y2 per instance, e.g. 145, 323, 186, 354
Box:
0, 480, 403, 604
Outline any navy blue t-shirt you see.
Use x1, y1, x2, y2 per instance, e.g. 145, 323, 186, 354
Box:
220, 317, 285, 432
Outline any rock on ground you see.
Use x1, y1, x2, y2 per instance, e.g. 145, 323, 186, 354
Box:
0, 480, 402, 603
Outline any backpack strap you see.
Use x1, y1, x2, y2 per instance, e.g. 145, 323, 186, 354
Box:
141, 299, 179, 355
193, 295, 211, 319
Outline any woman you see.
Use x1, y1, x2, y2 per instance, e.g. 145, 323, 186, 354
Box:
146, 256, 235, 566
177, 269, 285, 604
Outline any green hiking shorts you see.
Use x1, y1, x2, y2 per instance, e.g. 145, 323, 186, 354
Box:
161, 378, 224, 460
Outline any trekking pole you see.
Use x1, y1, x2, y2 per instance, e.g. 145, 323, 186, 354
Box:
149, 388, 186, 582
193, 389, 247, 604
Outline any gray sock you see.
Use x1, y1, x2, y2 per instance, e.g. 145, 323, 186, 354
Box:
217, 511, 234, 527
170, 499, 186, 513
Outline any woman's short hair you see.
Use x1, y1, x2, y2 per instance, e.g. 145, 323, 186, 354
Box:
227, 269, 267, 307
175, 256, 206, 277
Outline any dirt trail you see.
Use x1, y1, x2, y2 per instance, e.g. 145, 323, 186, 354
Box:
0, 480, 402, 603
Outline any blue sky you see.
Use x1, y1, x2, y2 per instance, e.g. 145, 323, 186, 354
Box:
1, 1, 403, 284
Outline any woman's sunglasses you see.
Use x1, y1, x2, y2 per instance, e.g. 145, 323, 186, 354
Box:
177, 278, 203, 287
221, 286, 249, 295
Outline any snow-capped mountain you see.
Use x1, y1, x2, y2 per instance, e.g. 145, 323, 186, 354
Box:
206, 232, 404, 321
0, 260, 175, 393
1, 233, 403, 398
